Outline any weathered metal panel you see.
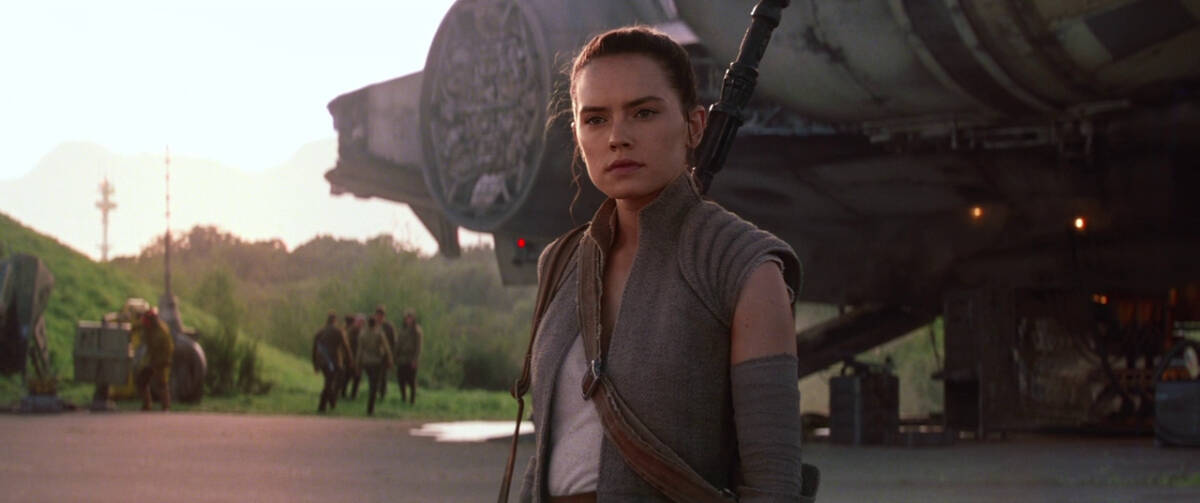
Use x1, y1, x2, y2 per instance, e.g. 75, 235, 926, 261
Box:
73, 321, 133, 384
677, 0, 1200, 122
363, 73, 425, 167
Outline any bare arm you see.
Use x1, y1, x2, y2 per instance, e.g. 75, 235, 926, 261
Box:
731, 262, 795, 364
730, 262, 803, 500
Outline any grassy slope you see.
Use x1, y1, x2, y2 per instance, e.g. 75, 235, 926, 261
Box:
0, 213, 157, 379
0, 213, 517, 419
0, 213, 308, 405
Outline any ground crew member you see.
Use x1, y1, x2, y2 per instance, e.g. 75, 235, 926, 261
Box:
312, 311, 353, 413
373, 305, 396, 401
136, 309, 173, 411
393, 308, 423, 405
341, 314, 363, 399
356, 316, 393, 415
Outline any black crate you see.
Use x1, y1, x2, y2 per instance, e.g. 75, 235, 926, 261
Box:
830, 373, 899, 445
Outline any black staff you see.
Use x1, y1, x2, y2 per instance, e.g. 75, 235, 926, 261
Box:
692, 0, 790, 195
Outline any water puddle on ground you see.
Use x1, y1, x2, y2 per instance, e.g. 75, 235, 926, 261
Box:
410, 420, 534, 443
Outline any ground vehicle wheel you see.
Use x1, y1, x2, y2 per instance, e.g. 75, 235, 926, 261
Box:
171, 337, 207, 403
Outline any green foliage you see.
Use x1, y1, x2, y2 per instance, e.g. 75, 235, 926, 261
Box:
865, 317, 945, 417
192, 268, 268, 396
111, 225, 535, 393
461, 333, 521, 391
200, 322, 239, 395
0, 215, 284, 407
796, 303, 946, 418
237, 340, 266, 394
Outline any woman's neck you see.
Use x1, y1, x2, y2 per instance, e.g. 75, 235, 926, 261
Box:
611, 187, 663, 252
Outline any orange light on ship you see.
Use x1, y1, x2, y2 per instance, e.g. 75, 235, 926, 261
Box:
1074, 217, 1086, 231
971, 206, 983, 219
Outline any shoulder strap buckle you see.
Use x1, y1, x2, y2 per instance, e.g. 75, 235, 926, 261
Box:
581, 358, 603, 400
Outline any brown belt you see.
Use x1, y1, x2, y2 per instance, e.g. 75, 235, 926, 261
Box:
548, 493, 597, 503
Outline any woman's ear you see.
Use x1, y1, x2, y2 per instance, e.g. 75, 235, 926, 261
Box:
687, 105, 707, 149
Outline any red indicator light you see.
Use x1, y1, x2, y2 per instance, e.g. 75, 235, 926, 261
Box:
517, 238, 527, 248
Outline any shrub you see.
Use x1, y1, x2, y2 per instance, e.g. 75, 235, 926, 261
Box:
193, 269, 269, 396
460, 335, 521, 391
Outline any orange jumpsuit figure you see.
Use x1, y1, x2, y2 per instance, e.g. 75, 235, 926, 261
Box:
137, 310, 174, 411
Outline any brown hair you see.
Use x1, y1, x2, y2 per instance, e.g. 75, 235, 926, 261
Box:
569, 26, 699, 114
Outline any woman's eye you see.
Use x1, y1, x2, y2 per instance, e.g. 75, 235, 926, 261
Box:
634, 108, 657, 119
583, 116, 605, 126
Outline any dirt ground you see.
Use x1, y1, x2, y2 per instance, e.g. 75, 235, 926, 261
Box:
0, 412, 1196, 502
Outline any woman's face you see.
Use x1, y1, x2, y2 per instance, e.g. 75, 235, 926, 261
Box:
572, 53, 704, 206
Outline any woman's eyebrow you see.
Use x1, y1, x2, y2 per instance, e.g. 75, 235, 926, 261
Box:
624, 95, 665, 109
578, 96, 666, 114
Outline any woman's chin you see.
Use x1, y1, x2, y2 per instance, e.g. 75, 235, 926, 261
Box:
603, 185, 667, 206
594, 174, 671, 200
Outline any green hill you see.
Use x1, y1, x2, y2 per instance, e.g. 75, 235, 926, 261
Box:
0, 213, 518, 419
1, 212, 157, 379
0, 212, 317, 406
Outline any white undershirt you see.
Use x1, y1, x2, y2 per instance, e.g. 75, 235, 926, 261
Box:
547, 334, 603, 496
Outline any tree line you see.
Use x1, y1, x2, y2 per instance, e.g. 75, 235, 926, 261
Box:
112, 226, 535, 392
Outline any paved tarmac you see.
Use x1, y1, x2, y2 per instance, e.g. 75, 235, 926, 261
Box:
0, 412, 1197, 502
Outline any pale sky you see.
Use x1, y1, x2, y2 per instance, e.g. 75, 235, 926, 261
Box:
0, 0, 455, 180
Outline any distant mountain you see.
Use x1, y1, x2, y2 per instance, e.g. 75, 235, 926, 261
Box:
0, 140, 452, 260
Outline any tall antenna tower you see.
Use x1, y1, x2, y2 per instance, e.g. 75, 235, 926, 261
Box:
158, 146, 183, 335
95, 177, 116, 262
164, 146, 173, 299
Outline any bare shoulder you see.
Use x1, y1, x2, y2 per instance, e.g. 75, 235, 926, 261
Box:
730, 262, 795, 364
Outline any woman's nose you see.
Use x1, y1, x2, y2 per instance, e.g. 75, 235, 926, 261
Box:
608, 121, 632, 150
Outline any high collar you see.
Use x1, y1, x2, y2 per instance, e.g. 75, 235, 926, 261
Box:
585, 172, 703, 251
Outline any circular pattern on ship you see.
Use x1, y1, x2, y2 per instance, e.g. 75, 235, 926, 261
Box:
421, 0, 547, 230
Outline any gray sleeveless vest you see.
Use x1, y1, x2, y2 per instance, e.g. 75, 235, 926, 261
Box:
521, 173, 801, 502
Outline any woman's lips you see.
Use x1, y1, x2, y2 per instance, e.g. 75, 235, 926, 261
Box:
606, 159, 644, 173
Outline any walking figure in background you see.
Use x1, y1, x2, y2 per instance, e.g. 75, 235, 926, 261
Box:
136, 309, 173, 412
356, 315, 393, 415
393, 308, 423, 405
373, 305, 396, 401
312, 311, 353, 413
341, 314, 363, 399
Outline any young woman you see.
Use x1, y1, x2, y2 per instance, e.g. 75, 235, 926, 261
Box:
520, 27, 804, 502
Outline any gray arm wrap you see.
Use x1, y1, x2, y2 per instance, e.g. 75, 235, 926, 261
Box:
731, 353, 803, 501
